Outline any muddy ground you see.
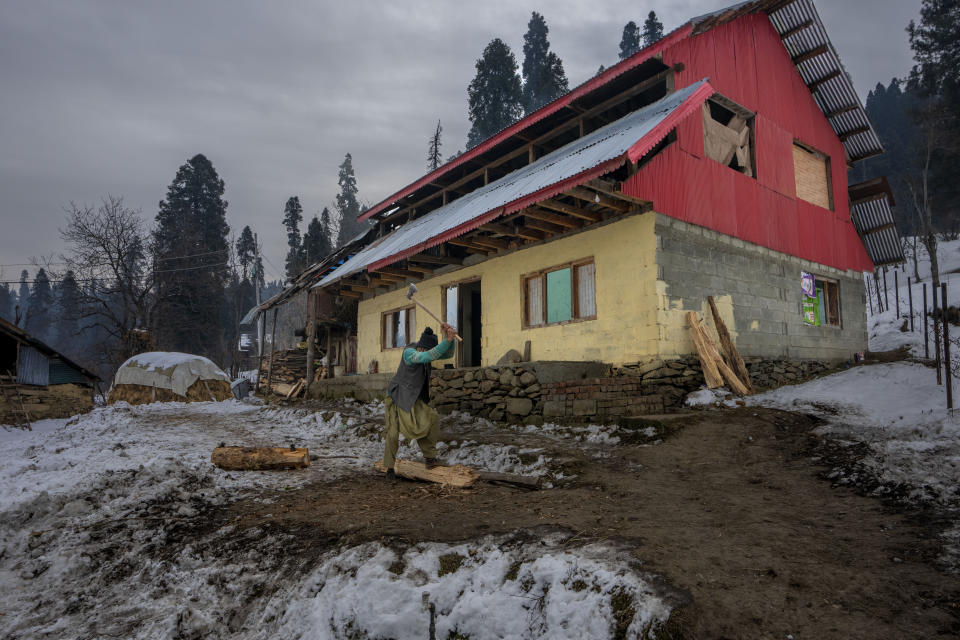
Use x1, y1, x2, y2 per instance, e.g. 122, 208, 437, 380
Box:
172, 403, 960, 640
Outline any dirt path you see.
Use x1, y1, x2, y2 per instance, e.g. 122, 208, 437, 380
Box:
222, 407, 960, 639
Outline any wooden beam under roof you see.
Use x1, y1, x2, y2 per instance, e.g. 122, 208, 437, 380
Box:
479, 222, 514, 235
408, 254, 462, 265
584, 179, 652, 206
373, 267, 423, 280
839, 125, 871, 142
468, 235, 510, 249
779, 19, 814, 40
537, 198, 604, 221
808, 70, 842, 92
566, 187, 631, 212
825, 103, 860, 119
344, 283, 377, 293
447, 238, 494, 252
525, 218, 565, 235
337, 289, 362, 298
524, 207, 582, 229
514, 226, 546, 241
405, 264, 436, 274
791, 44, 829, 66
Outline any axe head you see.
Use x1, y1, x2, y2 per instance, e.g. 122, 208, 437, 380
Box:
407, 283, 418, 299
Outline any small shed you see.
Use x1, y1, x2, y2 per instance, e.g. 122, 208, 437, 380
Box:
0, 317, 98, 428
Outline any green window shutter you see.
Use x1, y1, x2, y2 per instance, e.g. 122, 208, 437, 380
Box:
546, 268, 572, 324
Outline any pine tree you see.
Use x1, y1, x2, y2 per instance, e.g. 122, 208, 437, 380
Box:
154, 153, 231, 359
521, 12, 570, 115
55, 270, 82, 345
320, 206, 333, 252
466, 38, 523, 149
26, 268, 53, 342
236, 225, 257, 281
642, 11, 665, 46
0, 283, 11, 323
427, 120, 443, 172
302, 214, 332, 266
282, 196, 304, 280
335, 153, 369, 247
619, 22, 641, 60
17, 270, 29, 325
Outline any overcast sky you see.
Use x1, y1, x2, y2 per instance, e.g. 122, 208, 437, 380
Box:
0, 0, 919, 284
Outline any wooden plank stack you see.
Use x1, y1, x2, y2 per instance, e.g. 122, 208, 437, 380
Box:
687, 298, 753, 396
261, 349, 308, 386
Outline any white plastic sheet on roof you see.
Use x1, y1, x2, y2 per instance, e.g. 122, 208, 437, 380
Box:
113, 352, 230, 398
316, 80, 709, 289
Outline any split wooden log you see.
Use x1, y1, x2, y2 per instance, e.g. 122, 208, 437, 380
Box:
707, 296, 755, 394
374, 459, 478, 487
699, 324, 751, 396
211, 446, 310, 470
687, 311, 725, 388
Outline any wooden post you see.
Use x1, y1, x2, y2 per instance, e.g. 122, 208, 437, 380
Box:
266, 307, 279, 395
934, 288, 942, 385
894, 271, 900, 319
883, 267, 889, 311
325, 325, 333, 378
908, 277, 915, 332
874, 274, 884, 313
942, 283, 953, 409
924, 284, 930, 359
305, 290, 317, 392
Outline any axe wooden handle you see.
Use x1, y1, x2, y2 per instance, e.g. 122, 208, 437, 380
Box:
410, 296, 463, 342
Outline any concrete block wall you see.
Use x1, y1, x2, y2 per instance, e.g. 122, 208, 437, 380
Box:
654, 214, 868, 363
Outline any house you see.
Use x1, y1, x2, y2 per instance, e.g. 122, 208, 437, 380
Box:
0, 317, 99, 426
298, 0, 903, 416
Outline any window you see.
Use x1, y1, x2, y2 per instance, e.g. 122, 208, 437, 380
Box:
702, 98, 754, 177
524, 260, 596, 327
793, 142, 833, 209
802, 277, 840, 327
382, 306, 416, 349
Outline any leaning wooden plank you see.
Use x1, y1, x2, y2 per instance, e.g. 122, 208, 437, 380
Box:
707, 296, 755, 394
374, 459, 478, 487
211, 446, 310, 470
687, 312, 725, 388
271, 382, 295, 397
476, 470, 542, 490
285, 379, 304, 400
699, 327, 751, 396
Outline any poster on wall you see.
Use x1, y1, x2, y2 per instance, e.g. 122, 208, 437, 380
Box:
801, 272, 819, 326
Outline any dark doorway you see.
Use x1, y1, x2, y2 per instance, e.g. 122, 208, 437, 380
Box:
443, 281, 482, 367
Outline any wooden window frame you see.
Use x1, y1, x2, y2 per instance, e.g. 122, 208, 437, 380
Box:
521, 257, 597, 329
815, 276, 842, 328
381, 305, 417, 351
793, 140, 834, 210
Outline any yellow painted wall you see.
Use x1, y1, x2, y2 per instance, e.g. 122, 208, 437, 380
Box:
357, 213, 661, 370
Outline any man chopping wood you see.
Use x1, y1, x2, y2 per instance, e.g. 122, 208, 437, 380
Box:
382, 323, 458, 483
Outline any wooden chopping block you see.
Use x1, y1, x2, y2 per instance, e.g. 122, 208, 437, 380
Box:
211, 446, 310, 470
374, 459, 478, 487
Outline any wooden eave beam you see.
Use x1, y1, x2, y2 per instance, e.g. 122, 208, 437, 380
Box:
408, 254, 462, 265
839, 125, 872, 142
479, 222, 514, 236
525, 218, 565, 235
514, 226, 546, 241
808, 70, 842, 92
566, 187, 631, 212
344, 283, 376, 293
373, 267, 423, 279
825, 103, 860, 119
862, 223, 897, 237
447, 238, 493, 252
779, 19, 814, 40
537, 199, 604, 221
524, 207, 582, 229
584, 179, 652, 206
405, 264, 436, 274
337, 289, 362, 298
468, 234, 510, 249
792, 45, 829, 66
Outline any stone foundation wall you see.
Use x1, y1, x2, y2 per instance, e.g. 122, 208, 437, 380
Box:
429, 356, 834, 423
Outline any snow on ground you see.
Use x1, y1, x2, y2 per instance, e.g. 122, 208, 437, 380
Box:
0, 399, 675, 639
257, 531, 673, 640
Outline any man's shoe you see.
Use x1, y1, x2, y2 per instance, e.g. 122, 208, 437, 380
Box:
386, 469, 397, 484
424, 457, 442, 469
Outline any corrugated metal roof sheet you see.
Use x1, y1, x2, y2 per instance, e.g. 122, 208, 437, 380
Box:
316, 80, 714, 289
851, 196, 904, 267
762, 0, 883, 162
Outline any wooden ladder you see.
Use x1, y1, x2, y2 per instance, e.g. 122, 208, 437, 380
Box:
0, 372, 31, 430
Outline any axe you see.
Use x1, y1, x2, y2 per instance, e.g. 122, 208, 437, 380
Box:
407, 283, 463, 342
